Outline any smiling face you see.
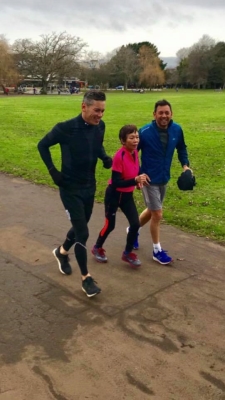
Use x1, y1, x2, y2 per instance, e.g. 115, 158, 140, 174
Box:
122, 131, 139, 153
82, 100, 105, 125
154, 105, 172, 129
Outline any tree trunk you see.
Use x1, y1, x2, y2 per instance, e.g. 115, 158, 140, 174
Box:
41, 79, 48, 95
1, 84, 8, 94
124, 78, 128, 91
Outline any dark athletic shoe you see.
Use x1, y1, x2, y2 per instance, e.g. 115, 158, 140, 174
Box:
82, 276, 101, 298
53, 247, 72, 275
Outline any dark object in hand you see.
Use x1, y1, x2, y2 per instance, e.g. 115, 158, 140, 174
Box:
49, 166, 64, 186
103, 157, 112, 169
177, 170, 196, 191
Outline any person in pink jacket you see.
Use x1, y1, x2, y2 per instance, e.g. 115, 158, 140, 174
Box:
92, 124, 149, 267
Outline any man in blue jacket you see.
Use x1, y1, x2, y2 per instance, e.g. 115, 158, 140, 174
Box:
134, 99, 191, 264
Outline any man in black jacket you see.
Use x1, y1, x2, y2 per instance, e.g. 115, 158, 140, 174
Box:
38, 90, 112, 297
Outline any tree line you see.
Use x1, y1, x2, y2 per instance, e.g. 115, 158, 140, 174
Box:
82, 42, 166, 91
166, 35, 225, 89
1, 32, 225, 92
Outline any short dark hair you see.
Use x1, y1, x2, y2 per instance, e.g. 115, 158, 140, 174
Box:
83, 90, 106, 105
154, 99, 172, 112
119, 124, 138, 142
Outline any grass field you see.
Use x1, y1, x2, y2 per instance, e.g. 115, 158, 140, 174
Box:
1, 90, 225, 243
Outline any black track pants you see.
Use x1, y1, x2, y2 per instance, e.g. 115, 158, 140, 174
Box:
59, 185, 95, 276
95, 185, 140, 253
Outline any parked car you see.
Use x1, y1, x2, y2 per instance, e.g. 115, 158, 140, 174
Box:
132, 88, 145, 93
115, 85, 124, 90
87, 85, 100, 89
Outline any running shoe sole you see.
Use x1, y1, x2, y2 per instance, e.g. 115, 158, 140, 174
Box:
122, 256, 141, 268
53, 248, 67, 275
152, 256, 172, 265
82, 287, 101, 297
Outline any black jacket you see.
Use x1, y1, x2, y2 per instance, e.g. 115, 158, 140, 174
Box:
38, 114, 109, 188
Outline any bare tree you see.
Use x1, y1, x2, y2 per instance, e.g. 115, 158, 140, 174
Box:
103, 47, 121, 63
82, 50, 103, 62
79, 63, 110, 89
165, 68, 178, 87
208, 42, 225, 88
193, 35, 216, 50
12, 31, 87, 93
0, 36, 19, 91
107, 46, 139, 90
177, 34, 216, 60
176, 35, 217, 88
176, 47, 191, 61
188, 48, 211, 89
176, 57, 190, 87
139, 46, 165, 89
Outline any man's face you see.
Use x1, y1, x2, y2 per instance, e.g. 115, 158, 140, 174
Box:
153, 105, 172, 129
82, 100, 105, 125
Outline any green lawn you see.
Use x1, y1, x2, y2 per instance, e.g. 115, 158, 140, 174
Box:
1, 90, 225, 243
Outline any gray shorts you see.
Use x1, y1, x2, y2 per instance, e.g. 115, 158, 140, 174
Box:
142, 185, 167, 211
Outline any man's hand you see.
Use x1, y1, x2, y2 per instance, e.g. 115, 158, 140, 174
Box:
103, 156, 112, 169
183, 165, 193, 174
135, 173, 150, 188
49, 166, 64, 186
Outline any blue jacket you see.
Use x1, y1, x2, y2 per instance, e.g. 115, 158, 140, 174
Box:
138, 120, 189, 185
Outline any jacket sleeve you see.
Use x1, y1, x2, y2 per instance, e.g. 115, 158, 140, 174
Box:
97, 121, 110, 161
98, 144, 110, 161
176, 129, 189, 167
37, 123, 64, 171
111, 171, 136, 188
97, 122, 112, 169
137, 128, 143, 151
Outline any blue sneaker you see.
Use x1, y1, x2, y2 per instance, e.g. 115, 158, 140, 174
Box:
126, 227, 139, 250
153, 249, 172, 265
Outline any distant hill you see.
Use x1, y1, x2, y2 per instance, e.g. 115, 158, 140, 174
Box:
161, 57, 178, 69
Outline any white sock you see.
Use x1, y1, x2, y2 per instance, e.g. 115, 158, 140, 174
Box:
153, 243, 161, 253
127, 227, 141, 233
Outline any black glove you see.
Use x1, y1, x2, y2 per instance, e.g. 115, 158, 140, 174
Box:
49, 166, 64, 186
103, 156, 112, 169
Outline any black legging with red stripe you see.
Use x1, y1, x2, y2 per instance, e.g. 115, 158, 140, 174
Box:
95, 185, 140, 253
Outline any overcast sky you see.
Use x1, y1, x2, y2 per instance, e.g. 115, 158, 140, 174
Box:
1, 0, 224, 57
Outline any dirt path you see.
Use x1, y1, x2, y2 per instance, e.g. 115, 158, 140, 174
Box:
1, 173, 225, 400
